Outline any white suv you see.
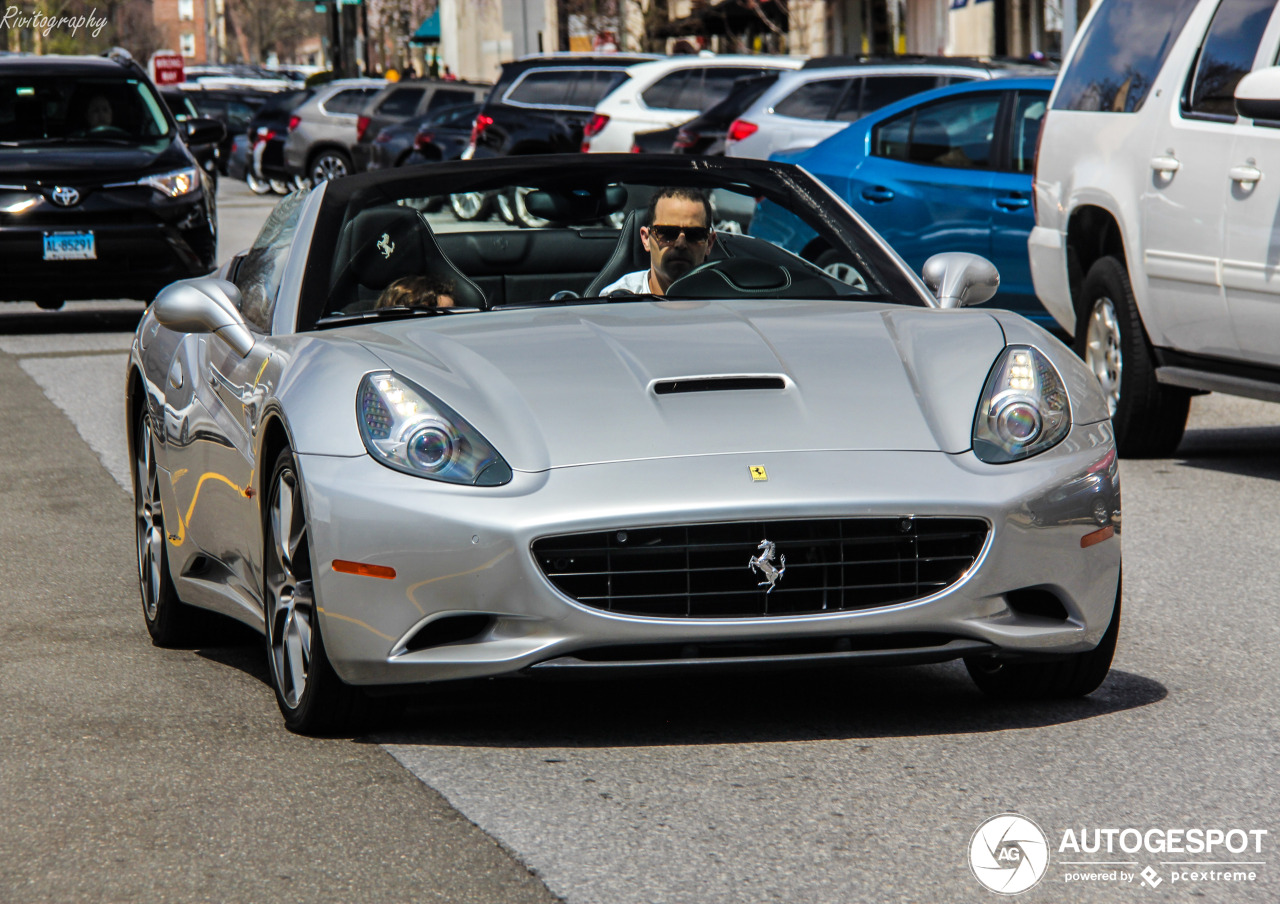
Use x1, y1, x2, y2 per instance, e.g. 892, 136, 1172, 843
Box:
1030, 0, 1280, 457
581, 55, 802, 153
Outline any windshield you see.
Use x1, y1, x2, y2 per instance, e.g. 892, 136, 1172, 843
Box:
0, 75, 172, 144
304, 160, 925, 329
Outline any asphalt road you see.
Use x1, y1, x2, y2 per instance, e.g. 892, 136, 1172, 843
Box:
0, 178, 1276, 903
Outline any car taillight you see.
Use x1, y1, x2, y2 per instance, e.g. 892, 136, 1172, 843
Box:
727, 120, 757, 143
469, 113, 493, 146
674, 128, 696, 150
414, 131, 434, 150
253, 127, 276, 147
356, 115, 370, 141
581, 113, 610, 152
288, 115, 301, 132
630, 142, 642, 153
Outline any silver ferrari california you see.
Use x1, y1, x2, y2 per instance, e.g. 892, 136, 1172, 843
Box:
127, 156, 1122, 733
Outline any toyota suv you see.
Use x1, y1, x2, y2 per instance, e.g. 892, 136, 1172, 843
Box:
1030, 0, 1280, 456
0, 53, 222, 307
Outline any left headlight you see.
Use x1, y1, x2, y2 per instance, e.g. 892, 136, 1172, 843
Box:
356, 371, 513, 486
143, 167, 200, 198
973, 345, 1071, 464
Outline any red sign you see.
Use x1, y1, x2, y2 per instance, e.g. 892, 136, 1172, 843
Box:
150, 51, 185, 86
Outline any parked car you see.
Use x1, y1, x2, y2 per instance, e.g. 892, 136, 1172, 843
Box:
401, 102, 484, 167
630, 72, 786, 155
128, 154, 1122, 734
352, 78, 489, 172
581, 55, 802, 153
764, 76, 1057, 328
183, 85, 276, 173
0, 53, 221, 307
465, 53, 659, 159
726, 57, 1048, 161
282, 77, 385, 185
243, 87, 314, 194
1030, 0, 1280, 458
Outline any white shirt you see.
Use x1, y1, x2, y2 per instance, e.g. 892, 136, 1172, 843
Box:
600, 269, 653, 295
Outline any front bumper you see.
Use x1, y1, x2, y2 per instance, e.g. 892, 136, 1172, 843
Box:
300, 423, 1121, 686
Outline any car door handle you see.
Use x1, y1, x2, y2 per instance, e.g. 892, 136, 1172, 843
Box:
1151, 155, 1181, 175
860, 187, 895, 203
995, 194, 1031, 210
1229, 164, 1262, 186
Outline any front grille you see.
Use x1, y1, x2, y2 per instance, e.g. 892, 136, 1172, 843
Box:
532, 518, 988, 618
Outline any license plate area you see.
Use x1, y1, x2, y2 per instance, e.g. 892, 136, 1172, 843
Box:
43, 231, 96, 261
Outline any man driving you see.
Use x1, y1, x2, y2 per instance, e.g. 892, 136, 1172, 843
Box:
601, 187, 715, 295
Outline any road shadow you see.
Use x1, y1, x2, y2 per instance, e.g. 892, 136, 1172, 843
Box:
0, 303, 145, 335
1173, 424, 1280, 482
367, 661, 1167, 748
190, 615, 272, 686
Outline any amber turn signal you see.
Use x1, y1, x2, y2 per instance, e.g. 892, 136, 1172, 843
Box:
1080, 525, 1115, 549
332, 559, 397, 580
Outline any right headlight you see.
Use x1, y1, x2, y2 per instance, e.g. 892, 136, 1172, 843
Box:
973, 345, 1071, 464
357, 371, 512, 486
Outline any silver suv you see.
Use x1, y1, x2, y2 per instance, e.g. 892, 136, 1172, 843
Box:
282, 77, 384, 185
1030, 0, 1280, 457
724, 58, 1046, 160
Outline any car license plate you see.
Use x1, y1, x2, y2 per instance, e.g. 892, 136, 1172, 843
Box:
43, 231, 96, 261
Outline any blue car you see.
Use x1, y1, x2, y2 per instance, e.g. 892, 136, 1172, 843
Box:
753, 76, 1056, 327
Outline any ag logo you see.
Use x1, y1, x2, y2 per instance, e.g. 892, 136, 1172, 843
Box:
969, 813, 1049, 895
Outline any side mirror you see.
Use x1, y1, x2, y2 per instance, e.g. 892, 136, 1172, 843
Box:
153, 277, 255, 357
922, 252, 1000, 309
1235, 66, 1280, 121
185, 117, 227, 146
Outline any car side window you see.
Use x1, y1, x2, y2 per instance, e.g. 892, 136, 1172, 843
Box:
1053, 0, 1199, 113
425, 88, 477, 111
833, 75, 941, 122
690, 68, 769, 110
226, 101, 254, 131
642, 71, 688, 109
378, 87, 424, 117
507, 70, 575, 106
1183, 0, 1276, 119
872, 94, 1001, 169
1007, 91, 1048, 173
325, 89, 375, 115
564, 70, 630, 108
773, 78, 847, 120
233, 191, 307, 333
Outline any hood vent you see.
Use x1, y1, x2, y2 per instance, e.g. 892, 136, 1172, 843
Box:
653, 376, 787, 395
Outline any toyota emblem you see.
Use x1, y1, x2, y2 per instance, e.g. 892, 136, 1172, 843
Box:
50, 186, 80, 207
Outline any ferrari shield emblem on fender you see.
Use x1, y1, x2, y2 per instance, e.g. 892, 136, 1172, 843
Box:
749, 465, 767, 481
748, 539, 786, 594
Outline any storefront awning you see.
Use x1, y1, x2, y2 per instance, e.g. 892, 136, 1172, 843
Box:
410, 9, 441, 45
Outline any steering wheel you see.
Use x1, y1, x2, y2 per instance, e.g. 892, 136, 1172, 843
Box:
666, 258, 839, 299
89, 125, 130, 137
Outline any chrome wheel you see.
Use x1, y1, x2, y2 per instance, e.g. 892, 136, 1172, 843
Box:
245, 171, 272, 194
1084, 296, 1123, 417
816, 249, 869, 292
510, 186, 549, 228
450, 190, 490, 221
269, 178, 291, 195
309, 152, 349, 184
135, 415, 164, 622
265, 462, 313, 710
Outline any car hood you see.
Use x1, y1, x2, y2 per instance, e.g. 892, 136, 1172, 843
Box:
347, 300, 1006, 471
0, 140, 186, 181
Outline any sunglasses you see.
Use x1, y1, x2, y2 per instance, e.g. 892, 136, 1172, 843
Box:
650, 225, 712, 245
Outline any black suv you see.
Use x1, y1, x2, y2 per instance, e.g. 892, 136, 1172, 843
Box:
467, 54, 656, 158
352, 78, 490, 172
0, 54, 223, 307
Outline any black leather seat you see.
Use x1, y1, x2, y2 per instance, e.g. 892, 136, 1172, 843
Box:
583, 209, 646, 296
328, 206, 487, 312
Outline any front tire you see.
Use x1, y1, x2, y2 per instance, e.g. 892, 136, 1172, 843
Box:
450, 190, 492, 221
245, 171, 272, 194
264, 447, 365, 734
966, 578, 1121, 700
1076, 256, 1189, 457
134, 412, 199, 645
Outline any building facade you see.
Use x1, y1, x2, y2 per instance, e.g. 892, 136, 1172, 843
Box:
154, 0, 211, 63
